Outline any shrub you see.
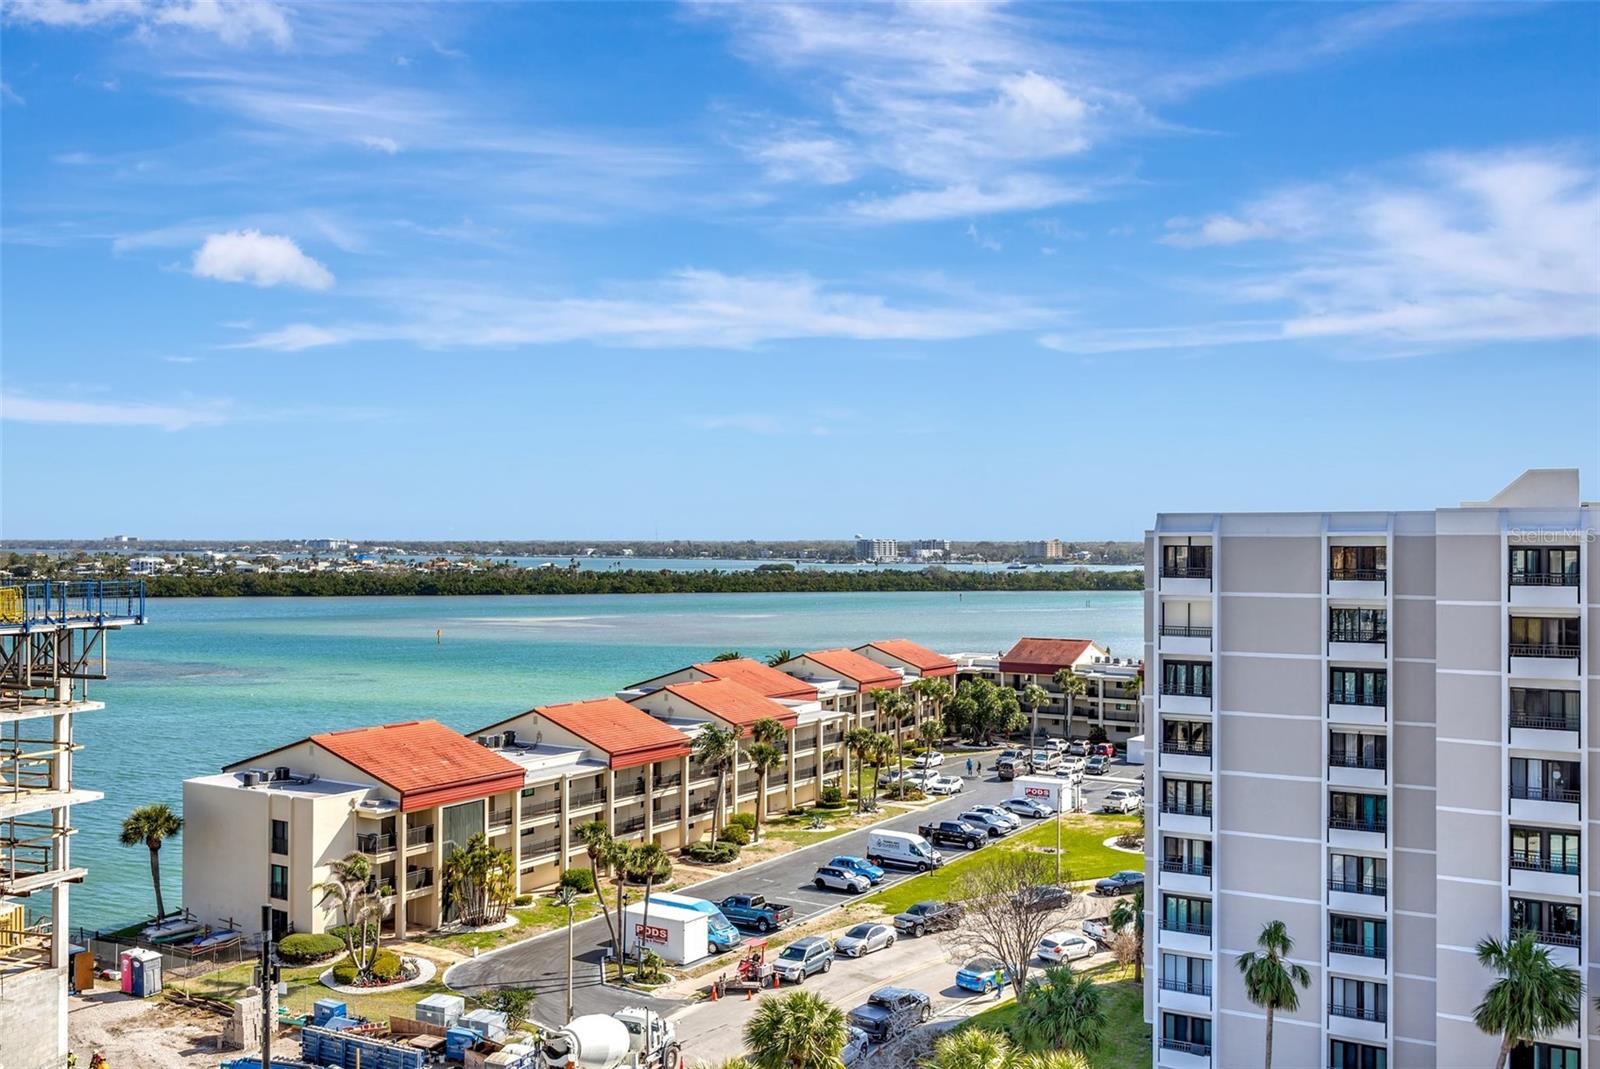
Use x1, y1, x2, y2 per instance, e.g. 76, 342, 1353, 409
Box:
718, 824, 750, 846
331, 949, 402, 986
684, 840, 740, 864
818, 786, 843, 807
728, 812, 757, 834
329, 922, 379, 945
513, 894, 534, 906
276, 933, 344, 965
559, 868, 597, 894
1088, 725, 1108, 744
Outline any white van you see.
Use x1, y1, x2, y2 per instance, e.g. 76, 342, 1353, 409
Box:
866, 829, 944, 872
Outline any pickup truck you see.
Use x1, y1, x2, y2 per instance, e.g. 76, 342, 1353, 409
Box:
917, 819, 986, 851
1082, 917, 1113, 946
719, 894, 795, 933
893, 901, 963, 937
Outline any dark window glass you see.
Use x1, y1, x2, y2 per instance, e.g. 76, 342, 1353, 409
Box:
270, 819, 288, 855
1161, 661, 1213, 695
1329, 668, 1387, 706
1329, 915, 1386, 957
1330, 546, 1386, 579
269, 863, 289, 901
1330, 607, 1387, 643
1330, 1040, 1388, 1069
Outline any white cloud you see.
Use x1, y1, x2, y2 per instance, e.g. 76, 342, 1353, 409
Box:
964, 223, 1001, 252
0, 392, 230, 431
851, 176, 1091, 224
751, 134, 854, 185
0, 80, 24, 106
192, 229, 333, 290
358, 134, 399, 155
233, 267, 1054, 352
5, 0, 292, 47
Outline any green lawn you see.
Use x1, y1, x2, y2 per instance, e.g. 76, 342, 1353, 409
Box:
962, 964, 1150, 1069
760, 804, 913, 848
167, 956, 464, 1021
867, 814, 1138, 915
423, 895, 599, 954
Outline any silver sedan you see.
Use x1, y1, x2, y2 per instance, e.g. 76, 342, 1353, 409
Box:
834, 922, 896, 958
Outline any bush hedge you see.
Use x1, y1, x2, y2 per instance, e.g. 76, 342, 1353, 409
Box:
684, 840, 740, 864
717, 824, 750, 846
818, 786, 843, 807
276, 933, 344, 964
728, 812, 757, 834
560, 868, 597, 894
330, 949, 403, 986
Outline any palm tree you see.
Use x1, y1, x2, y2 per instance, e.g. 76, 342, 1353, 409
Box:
1014, 966, 1106, 1055
1109, 886, 1145, 982
553, 885, 579, 1020
869, 688, 915, 788
766, 649, 793, 667
119, 803, 183, 921
441, 833, 515, 926
310, 852, 389, 982
923, 1028, 1015, 1069
844, 727, 876, 812
1474, 931, 1583, 1069
692, 723, 741, 837
1237, 920, 1312, 1069
609, 841, 638, 975
627, 844, 673, 978
1020, 683, 1050, 746
747, 741, 784, 839
917, 717, 944, 750
1052, 668, 1086, 738
743, 989, 848, 1069
909, 676, 953, 743
577, 821, 619, 965
712, 650, 742, 661
867, 732, 893, 805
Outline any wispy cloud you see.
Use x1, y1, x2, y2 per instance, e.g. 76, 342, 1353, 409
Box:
192, 229, 333, 290
233, 268, 1055, 352
1, 392, 231, 431
4, 0, 293, 47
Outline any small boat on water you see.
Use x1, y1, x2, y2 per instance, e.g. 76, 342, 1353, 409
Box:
1006, 561, 1029, 570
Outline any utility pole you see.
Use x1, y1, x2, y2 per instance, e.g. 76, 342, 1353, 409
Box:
258, 906, 279, 1069
1054, 784, 1064, 884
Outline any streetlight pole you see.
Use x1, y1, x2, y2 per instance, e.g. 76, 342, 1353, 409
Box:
555, 886, 578, 1022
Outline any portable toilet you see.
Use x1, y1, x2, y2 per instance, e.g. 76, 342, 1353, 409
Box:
460, 1007, 509, 1042
312, 998, 347, 1027
445, 1026, 479, 1062
118, 949, 136, 994
416, 992, 465, 1028
125, 948, 163, 997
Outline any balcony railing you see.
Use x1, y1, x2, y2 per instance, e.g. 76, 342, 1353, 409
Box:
569, 790, 607, 809
1508, 711, 1580, 733
406, 825, 434, 849
768, 771, 789, 788
1509, 785, 1581, 804
521, 797, 561, 820
1329, 939, 1386, 959
1510, 572, 1580, 588
653, 773, 683, 791
1160, 682, 1213, 698
1159, 1039, 1211, 1058
1329, 1002, 1387, 1023
1513, 926, 1581, 948
1160, 624, 1213, 639
1329, 568, 1387, 583
1328, 877, 1387, 897
1160, 919, 1212, 938
1329, 751, 1386, 770
1328, 817, 1387, 834
1329, 691, 1386, 708
1161, 801, 1213, 818
523, 838, 560, 858
357, 832, 395, 855
1509, 851, 1580, 875
1161, 565, 1212, 579
404, 867, 433, 892
652, 807, 681, 825
1158, 978, 1212, 997
1161, 858, 1212, 877
689, 796, 717, 815
488, 808, 513, 830
824, 759, 844, 774
1330, 628, 1387, 644
616, 814, 646, 835
1162, 739, 1213, 757
1509, 643, 1580, 659
619, 781, 648, 798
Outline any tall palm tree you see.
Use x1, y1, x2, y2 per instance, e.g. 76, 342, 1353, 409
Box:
609, 841, 638, 977
1109, 887, 1145, 982
577, 821, 619, 964
627, 844, 673, 978
553, 885, 579, 1021
867, 733, 893, 805
1474, 931, 1583, 1069
923, 1028, 1015, 1069
1123, 666, 1144, 734
844, 727, 876, 813
743, 990, 849, 1069
119, 803, 183, 921
692, 723, 741, 838
1237, 920, 1312, 1069
441, 833, 515, 926
1052, 668, 1086, 738
310, 853, 388, 981
1014, 966, 1106, 1055
869, 688, 915, 787
1020, 683, 1051, 747
748, 741, 784, 838
766, 649, 793, 667
909, 676, 953, 742
917, 717, 944, 750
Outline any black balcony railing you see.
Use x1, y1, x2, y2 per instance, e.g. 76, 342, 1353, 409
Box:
768, 772, 789, 788
357, 832, 395, 854
1329, 691, 1386, 708
689, 796, 717, 815
1508, 711, 1580, 733
405, 867, 433, 892
1329, 568, 1387, 583
1510, 643, 1581, 659
1509, 784, 1581, 804
1161, 739, 1213, 757
654, 773, 683, 791
1329, 1002, 1387, 1023
1510, 572, 1581, 588
1329, 940, 1386, 959
523, 838, 559, 858
1160, 624, 1214, 639
620, 781, 648, 798
652, 807, 681, 825
1160, 919, 1212, 938
1161, 564, 1212, 579
1328, 817, 1387, 834
406, 825, 434, 849
1328, 877, 1387, 897
1160, 1039, 1211, 1057
616, 814, 646, 835
1329, 751, 1387, 770
1161, 682, 1213, 698
521, 797, 561, 820
488, 808, 513, 830
1330, 628, 1387, 644
1509, 851, 1580, 876
1513, 927, 1581, 948
1159, 978, 1212, 997
1161, 858, 1212, 877
569, 790, 607, 809
1161, 801, 1213, 818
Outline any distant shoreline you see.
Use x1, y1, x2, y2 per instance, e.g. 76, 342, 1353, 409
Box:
142, 567, 1144, 597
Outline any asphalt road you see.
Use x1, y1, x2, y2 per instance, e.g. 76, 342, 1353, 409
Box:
446, 756, 1146, 1026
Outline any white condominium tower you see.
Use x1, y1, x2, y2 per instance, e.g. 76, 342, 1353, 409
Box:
1143, 469, 1596, 1069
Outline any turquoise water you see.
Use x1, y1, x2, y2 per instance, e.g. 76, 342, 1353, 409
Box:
78, 591, 1142, 929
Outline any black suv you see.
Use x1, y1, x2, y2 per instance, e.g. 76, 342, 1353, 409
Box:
893, 900, 962, 937
846, 987, 932, 1041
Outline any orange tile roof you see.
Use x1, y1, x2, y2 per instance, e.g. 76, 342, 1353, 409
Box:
859, 639, 957, 677
693, 658, 818, 701
311, 720, 525, 812
662, 679, 799, 733
998, 637, 1101, 675
799, 648, 902, 691
529, 696, 690, 770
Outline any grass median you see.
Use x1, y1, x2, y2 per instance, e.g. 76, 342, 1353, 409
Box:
960, 962, 1148, 1069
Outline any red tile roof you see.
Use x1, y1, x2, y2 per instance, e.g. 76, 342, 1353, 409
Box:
694, 658, 818, 701
529, 696, 691, 770
662, 679, 799, 733
797, 648, 903, 691
858, 639, 957, 677
312, 720, 526, 813
998, 637, 1102, 676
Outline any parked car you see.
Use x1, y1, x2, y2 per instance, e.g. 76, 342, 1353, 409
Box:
834, 922, 895, 958
772, 936, 835, 983
893, 901, 962, 937
841, 1026, 871, 1067
1092, 742, 1117, 758
965, 804, 1021, 831
1059, 755, 1086, 774
912, 751, 946, 769
924, 775, 964, 795
996, 758, 1021, 781
1082, 917, 1112, 946
1101, 787, 1143, 814
1055, 765, 1084, 785
1084, 754, 1110, 775
955, 956, 1012, 993
847, 987, 932, 1042
1093, 870, 1145, 897
866, 829, 943, 872
1001, 796, 1053, 819
814, 864, 872, 894
958, 810, 1013, 838
828, 855, 886, 885
997, 748, 1024, 765
1037, 931, 1097, 963
917, 819, 986, 851
1029, 749, 1061, 771
1067, 740, 1088, 756
877, 768, 929, 788
720, 894, 795, 932
1011, 884, 1073, 912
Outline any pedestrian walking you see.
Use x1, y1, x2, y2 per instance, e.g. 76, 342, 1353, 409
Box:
992, 967, 1005, 999
966, 757, 974, 777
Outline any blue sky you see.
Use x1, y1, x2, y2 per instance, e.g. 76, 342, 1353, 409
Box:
2, 1, 1596, 539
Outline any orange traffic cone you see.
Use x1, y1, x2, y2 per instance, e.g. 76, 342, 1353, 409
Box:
746, 985, 753, 1001
774, 972, 781, 989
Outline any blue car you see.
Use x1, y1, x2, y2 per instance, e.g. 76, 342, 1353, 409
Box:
955, 956, 1011, 993
829, 855, 886, 885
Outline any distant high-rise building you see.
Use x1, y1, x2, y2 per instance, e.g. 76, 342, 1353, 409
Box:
1026, 539, 1065, 560
854, 538, 898, 561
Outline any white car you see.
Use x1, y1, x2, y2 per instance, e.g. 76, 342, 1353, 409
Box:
842, 1026, 871, 1067
878, 768, 933, 788
1037, 931, 1097, 964
912, 751, 946, 769
958, 811, 1012, 838
1059, 755, 1086, 774
924, 775, 964, 795
1101, 787, 1144, 814
814, 864, 872, 894
965, 804, 1020, 831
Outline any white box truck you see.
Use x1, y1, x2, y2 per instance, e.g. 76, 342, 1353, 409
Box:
1013, 775, 1080, 813
865, 829, 944, 872
621, 901, 709, 966
1124, 735, 1145, 766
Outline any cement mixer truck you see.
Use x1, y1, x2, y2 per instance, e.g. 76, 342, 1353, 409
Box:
539, 1006, 681, 1069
